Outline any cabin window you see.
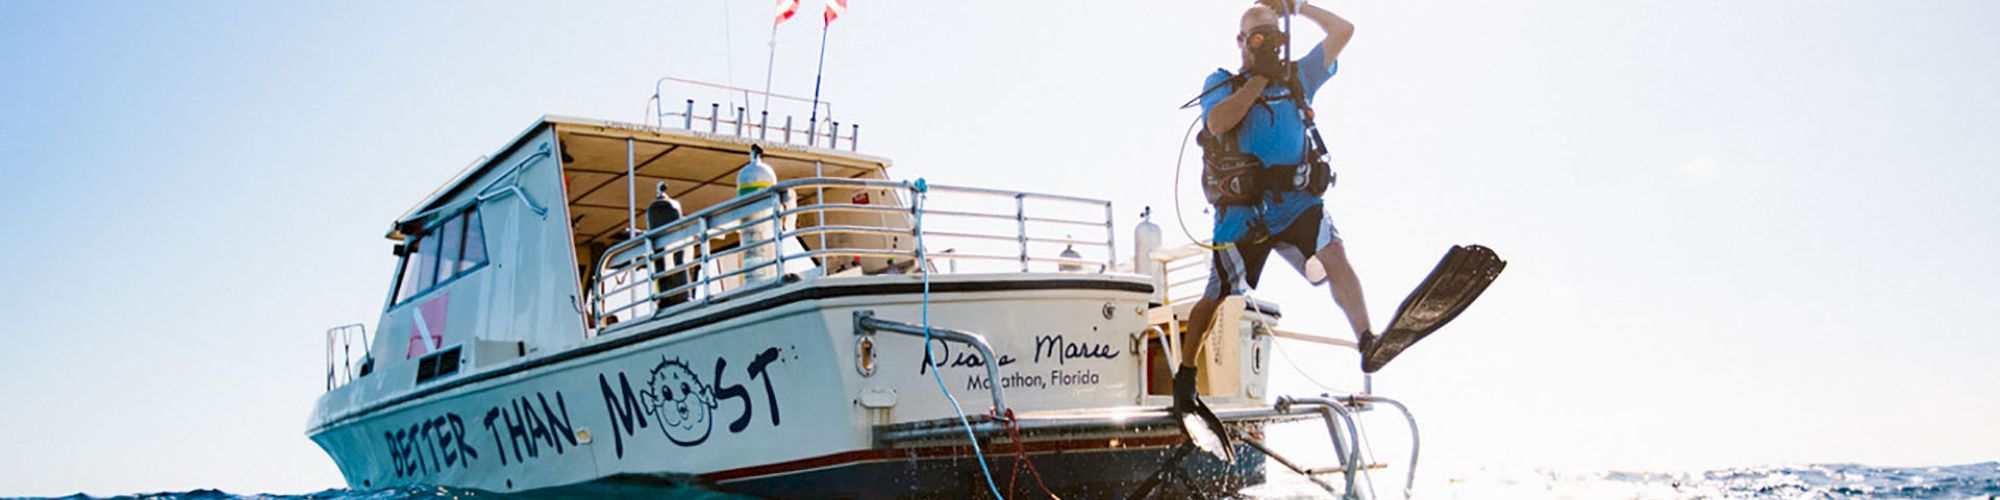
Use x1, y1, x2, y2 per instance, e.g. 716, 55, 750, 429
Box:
436, 215, 463, 284
415, 232, 441, 291
395, 240, 425, 304
459, 210, 485, 272
390, 207, 491, 307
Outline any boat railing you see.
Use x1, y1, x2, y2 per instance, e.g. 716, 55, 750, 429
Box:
643, 76, 860, 151
1153, 243, 1213, 306
590, 177, 1119, 333
324, 323, 372, 392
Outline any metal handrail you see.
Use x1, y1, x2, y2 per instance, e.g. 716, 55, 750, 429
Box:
852, 310, 1007, 416
590, 177, 1119, 332
1155, 243, 1215, 306
1131, 325, 1178, 403
1277, 395, 1367, 499
324, 323, 370, 392
1346, 394, 1422, 497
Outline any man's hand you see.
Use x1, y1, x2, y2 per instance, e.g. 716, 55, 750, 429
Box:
1205, 75, 1272, 136
1251, 53, 1292, 84
1257, 0, 1302, 15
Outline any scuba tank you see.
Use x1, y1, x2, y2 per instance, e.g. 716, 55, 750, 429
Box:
1136, 207, 1168, 300
1133, 207, 1163, 298
647, 182, 690, 308
737, 146, 780, 283
736, 145, 778, 196
646, 182, 683, 228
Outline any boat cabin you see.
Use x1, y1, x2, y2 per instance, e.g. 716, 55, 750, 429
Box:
339, 111, 907, 384
323, 86, 1119, 408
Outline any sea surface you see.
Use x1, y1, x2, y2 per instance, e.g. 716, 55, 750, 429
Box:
15, 462, 1998, 499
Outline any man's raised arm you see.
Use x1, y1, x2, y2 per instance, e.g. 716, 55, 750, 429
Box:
1299, 3, 1354, 70
1265, 0, 1354, 70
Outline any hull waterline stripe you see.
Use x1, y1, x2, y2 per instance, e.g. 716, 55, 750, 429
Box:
703, 434, 1189, 483
310, 278, 1152, 433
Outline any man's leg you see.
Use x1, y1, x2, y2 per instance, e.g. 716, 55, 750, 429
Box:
1181, 295, 1223, 369
1315, 240, 1371, 340
1175, 244, 1256, 412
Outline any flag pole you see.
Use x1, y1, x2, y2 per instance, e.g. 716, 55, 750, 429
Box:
807, 20, 830, 139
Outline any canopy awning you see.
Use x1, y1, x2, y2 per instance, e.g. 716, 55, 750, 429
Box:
548, 116, 892, 248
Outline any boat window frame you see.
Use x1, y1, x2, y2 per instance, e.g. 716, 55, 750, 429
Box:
414, 231, 442, 292
385, 204, 493, 312
392, 237, 425, 306
436, 213, 464, 285
459, 209, 485, 273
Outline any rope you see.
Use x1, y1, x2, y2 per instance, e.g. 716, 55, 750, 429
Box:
1354, 416, 1383, 498
1004, 409, 1061, 499
913, 179, 1006, 498
1272, 332, 1344, 393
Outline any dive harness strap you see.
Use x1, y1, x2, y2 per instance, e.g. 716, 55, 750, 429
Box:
1186, 69, 1335, 208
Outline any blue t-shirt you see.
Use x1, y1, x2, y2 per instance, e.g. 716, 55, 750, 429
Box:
1198, 44, 1337, 244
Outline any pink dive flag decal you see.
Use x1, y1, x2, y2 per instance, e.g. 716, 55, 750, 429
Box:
406, 293, 449, 359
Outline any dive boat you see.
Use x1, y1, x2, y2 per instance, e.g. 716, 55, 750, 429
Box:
309, 79, 1481, 498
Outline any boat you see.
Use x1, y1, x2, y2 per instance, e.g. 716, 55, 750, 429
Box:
308, 78, 1461, 498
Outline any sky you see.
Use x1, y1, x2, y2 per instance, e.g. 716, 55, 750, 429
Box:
1, 0, 1997, 496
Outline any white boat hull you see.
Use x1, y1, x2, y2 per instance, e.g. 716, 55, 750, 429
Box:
309, 274, 1250, 495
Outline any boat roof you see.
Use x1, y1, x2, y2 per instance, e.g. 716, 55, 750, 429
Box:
390, 114, 894, 245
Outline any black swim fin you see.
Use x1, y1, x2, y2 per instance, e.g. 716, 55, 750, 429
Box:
1179, 396, 1237, 464
1170, 368, 1236, 463
1362, 244, 1506, 373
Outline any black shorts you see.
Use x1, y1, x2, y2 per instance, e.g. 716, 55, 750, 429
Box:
1203, 206, 1339, 299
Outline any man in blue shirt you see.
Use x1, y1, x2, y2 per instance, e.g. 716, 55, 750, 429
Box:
1177, 0, 1373, 416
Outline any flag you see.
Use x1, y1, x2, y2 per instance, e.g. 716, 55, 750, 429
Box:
776, 0, 799, 25
823, 0, 847, 24
406, 293, 449, 359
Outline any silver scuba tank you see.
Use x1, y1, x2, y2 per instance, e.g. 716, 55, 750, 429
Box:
737, 146, 780, 283
1133, 207, 1164, 300
1134, 207, 1162, 272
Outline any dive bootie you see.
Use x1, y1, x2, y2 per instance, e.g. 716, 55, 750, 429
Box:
1357, 330, 1378, 372
1170, 366, 1236, 463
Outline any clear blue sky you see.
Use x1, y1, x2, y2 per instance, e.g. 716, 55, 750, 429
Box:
2, 0, 1996, 496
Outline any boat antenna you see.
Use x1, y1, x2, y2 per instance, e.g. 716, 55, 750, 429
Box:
719, 0, 747, 108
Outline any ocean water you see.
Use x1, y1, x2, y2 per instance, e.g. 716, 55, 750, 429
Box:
17, 462, 1999, 499
1251, 461, 2000, 499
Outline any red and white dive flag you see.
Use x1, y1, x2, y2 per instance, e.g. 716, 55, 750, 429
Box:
405, 293, 449, 359
823, 0, 847, 24
776, 0, 799, 25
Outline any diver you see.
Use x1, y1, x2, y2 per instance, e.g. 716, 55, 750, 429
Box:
1174, 0, 1371, 426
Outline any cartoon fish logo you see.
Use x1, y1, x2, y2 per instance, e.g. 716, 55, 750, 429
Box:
640, 357, 717, 446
